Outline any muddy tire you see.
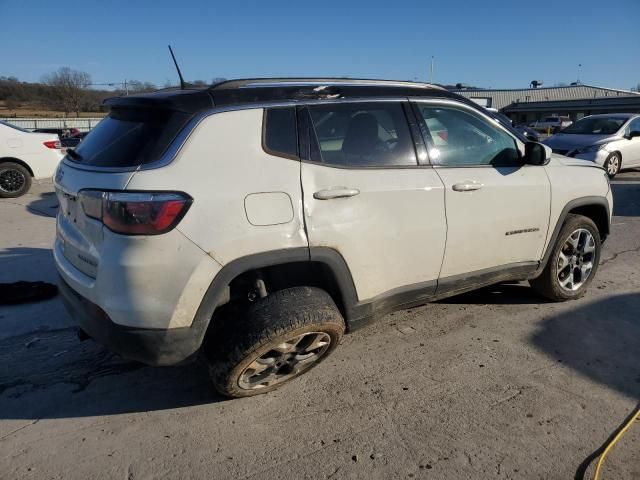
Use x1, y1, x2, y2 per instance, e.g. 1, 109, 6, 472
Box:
205, 287, 345, 398
0, 162, 31, 198
530, 214, 601, 301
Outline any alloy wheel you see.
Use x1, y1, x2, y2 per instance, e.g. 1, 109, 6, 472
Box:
0, 168, 26, 194
556, 228, 596, 292
238, 331, 332, 390
606, 155, 620, 176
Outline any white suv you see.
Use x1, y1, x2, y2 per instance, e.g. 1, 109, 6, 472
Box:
54, 79, 612, 397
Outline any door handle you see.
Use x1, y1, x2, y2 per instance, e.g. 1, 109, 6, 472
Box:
313, 188, 360, 200
452, 181, 483, 192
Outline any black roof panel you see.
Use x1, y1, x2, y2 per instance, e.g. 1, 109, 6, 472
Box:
104, 78, 474, 112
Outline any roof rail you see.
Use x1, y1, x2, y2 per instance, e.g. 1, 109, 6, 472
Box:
210, 77, 444, 91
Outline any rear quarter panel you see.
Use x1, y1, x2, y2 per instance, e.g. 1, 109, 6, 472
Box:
125, 108, 308, 265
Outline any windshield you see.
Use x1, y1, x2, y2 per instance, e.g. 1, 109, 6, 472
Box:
561, 117, 626, 135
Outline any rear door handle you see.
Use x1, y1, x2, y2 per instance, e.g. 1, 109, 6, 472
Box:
313, 188, 360, 200
452, 181, 483, 192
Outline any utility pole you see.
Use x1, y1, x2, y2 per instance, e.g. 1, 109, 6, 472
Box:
577, 64, 582, 84
429, 56, 435, 84
124, 79, 129, 96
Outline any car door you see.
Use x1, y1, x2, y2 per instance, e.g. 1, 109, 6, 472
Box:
622, 117, 640, 167
412, 100, 551, 288
299, 100, 447, 303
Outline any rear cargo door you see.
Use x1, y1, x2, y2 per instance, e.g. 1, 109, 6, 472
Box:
54, 107, 192, 277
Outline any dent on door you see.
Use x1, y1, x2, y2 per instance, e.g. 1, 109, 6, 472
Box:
302, 163, 447, 300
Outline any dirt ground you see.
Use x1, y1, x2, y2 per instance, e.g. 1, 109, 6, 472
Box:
1, 175, 639, 480
0, 101, 104, 118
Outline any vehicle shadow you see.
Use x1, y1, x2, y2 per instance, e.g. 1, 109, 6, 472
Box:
0, 246, 224, 420
0, 327, 225, 419
19, 191, 59, 218
611, 183, 640, 217
530, 292, 640, 399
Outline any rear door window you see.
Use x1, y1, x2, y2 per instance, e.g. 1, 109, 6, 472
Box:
69, 108, 191, 167
304, 102, 417, 167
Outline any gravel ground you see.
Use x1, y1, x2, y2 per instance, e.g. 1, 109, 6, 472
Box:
1, 173, 639, 480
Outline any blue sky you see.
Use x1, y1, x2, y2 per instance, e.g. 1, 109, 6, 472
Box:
2, 0, 639, 90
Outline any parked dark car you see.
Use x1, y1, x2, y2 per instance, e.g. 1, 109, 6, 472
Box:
33, 127, 79, 139
486, 108, 539, 142
59, 131, 89, 151
513, 124, 540, 142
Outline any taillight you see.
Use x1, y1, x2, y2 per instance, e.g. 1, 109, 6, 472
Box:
78, 190, 192, 235
43, 140, 61, 149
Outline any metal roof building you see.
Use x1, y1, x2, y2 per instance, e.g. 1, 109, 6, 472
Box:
450, 84, 639, 110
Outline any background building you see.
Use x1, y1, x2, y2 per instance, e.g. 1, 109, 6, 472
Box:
450, 84, 640, 124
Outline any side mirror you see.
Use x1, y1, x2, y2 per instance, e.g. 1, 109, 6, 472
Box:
525, 142, 551, 166
626, 130, 640, 140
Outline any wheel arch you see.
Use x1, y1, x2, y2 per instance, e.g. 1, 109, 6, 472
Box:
0, 157, 34, 177
535, 196, 610, 277
192, 247, 359, 347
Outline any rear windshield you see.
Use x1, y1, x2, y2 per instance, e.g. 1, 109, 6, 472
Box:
68, 108, 192, 167
0, 120, 31, 133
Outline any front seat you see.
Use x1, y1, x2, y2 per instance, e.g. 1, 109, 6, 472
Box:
341, 113, 384, 164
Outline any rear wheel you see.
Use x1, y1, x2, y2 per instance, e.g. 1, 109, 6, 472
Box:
205, 287, 345, 398
603, 153, 621, 178
0, 162, 31, 198
530, 214, 601, 301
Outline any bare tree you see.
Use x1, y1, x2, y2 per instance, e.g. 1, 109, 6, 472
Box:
42, 67, 92, 117
121, 80, 157, 95
5, 96, 20, 111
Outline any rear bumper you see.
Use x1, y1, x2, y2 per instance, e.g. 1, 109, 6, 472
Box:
58, 276, 205, 366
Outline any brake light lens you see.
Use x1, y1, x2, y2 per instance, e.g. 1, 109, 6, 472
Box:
79, 190, 192, 235
43, 140, 61, 149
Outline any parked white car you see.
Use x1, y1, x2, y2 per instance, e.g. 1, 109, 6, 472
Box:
54, 79, 612, 398
530, 116, 572, 133
0, 121, 64, 197
543, 113, 640, 177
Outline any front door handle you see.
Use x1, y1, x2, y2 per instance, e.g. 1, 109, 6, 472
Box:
313, 188, 360, 200
452, 181, 483, 192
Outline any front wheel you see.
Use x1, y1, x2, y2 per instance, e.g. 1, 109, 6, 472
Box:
530, 214, 601, 301
205, 287, 345, 398
603, 153, 621, 178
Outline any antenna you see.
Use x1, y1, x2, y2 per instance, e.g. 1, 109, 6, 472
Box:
168, 45, 185, 89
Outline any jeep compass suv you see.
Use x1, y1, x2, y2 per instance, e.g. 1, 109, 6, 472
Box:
54, 79, 612, 397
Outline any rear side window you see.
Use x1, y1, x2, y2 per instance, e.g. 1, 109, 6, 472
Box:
305, 102, 417, 168
263, 107, 298, 159
69, 108, 191, 167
